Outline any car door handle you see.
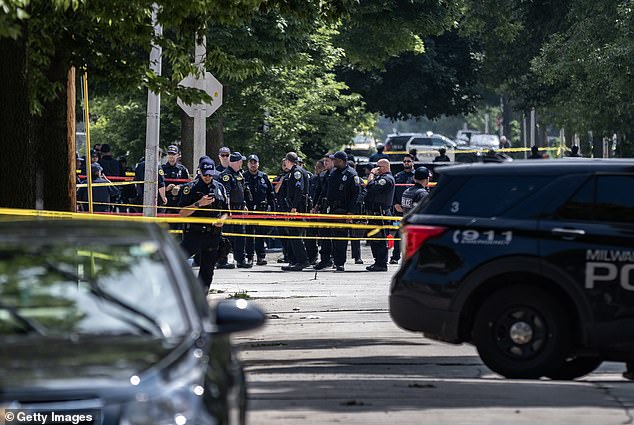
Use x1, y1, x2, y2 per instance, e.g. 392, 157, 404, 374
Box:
551, 227, 586, 238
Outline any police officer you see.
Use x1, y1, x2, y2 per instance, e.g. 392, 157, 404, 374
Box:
76, 163, 121, 212
304, 160, 323, 265
244, 154, 276, 266
133, 154, 167, 211
310, 155, 333, 269
162, 145, 190, 211
390, 154, 415, 264
178, 159, 229, 292
433, 147, 451, 162
400, 166, 430, 214
364, 158, 395, 271
281, 152, 311, 271
369, 143, 389, 163
326, 151, 361, 272
220, 152, 251, 268
216, 146, 231, 173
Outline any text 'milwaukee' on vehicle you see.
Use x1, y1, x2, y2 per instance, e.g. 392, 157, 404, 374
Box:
0, 219, 265, 425
390, 159, 634, 380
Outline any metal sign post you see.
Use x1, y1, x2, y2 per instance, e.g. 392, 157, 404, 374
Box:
178, 35, 223, 168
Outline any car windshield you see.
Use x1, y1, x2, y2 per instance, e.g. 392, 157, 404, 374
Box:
386, 136, 412, 150
0, 240, 188, 339
470, 134, 499, 147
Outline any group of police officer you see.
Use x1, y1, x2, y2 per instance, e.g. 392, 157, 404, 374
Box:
134, 144, 433, 291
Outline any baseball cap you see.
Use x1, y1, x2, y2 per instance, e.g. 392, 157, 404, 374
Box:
230, 152, 246, 162
330, 151, 348, 161
414, 166, 430, 180
285, 152, 299, 163
200, 160, 215, 176
247, 154, 259, 162
167, 145, 178, 154
198, 155, 211, 164
219, 146, 231, 154
90, 163, 103, 175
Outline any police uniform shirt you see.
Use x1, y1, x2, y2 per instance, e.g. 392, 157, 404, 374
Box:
284, 165, 310, 212
220, 168, 248, 208
161, 162, 190, 180
393, 170, 414, 207
326, 166, 361, 213
178, 178, 228, 218
245, 170, 276, 210
77, 177, 120, 213
401, 183, 429, 214
134, 161, 165, 200
365, 172, 396, 211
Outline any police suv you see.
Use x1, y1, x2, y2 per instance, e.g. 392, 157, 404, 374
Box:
390, 159, 634, 379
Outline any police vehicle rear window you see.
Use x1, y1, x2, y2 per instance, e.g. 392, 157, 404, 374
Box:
557, 175, 634, 222
434, 176, 549, 217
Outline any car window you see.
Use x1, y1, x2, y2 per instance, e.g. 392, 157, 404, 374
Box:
387, 136, 412, 149
410, 138, 432, 146
595, 175, 634, 222
0, 241, 188, 338
556, 175, 634, 222
436, 176, 549, 217
556, 178, 594, 220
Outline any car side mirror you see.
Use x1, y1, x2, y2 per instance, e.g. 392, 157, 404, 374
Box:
212, 299, 265, 334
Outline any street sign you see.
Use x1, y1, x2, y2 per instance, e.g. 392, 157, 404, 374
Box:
177, 72, 223, 118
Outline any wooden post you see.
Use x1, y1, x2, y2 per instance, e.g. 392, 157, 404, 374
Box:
67, 67, 77, 211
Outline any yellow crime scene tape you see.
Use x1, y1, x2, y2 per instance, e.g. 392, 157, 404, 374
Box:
0, 207, 399, 236
75, 200, 403, 222
168, 230, 399, 241
385, 146, 561, 155
76, 180, 144, 188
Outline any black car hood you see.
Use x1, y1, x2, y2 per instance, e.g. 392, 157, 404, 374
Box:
0, 335, 189, 396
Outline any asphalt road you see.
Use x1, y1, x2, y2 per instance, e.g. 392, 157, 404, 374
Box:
208, 247, 634, 425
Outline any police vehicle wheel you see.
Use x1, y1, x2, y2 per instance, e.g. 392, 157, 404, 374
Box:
472, 285, 570, 379
546, 356, 603, 380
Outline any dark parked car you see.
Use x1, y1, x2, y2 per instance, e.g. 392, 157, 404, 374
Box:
0, 219, 264, 424
390, 159, 634, 379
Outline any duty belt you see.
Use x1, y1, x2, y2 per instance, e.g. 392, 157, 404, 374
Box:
185, 223, 219, 233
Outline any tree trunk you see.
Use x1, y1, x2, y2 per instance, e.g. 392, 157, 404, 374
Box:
207, 117, 224, 158
0, 32, 36, 209
36, 53, 73, 212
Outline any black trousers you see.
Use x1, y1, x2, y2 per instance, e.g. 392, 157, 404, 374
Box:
224, 224, 246, 262
319, 228, 333, 263
181, 230, 221, 292
368, 213, 389, 267
245, 225, 266, 259
304, 228, 319, 261
285, 226, 308, 264
332, 224, 349, 267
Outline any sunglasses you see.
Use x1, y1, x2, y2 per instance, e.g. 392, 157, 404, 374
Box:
403, 160, 413, 163
220, 154, 230, 157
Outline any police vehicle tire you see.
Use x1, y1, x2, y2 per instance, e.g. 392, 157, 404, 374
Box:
472, 285, 570, 379
545, 356, 603, 380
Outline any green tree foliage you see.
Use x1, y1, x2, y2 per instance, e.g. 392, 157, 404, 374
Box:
338, 31, 481, 120
532, 0, 634, 152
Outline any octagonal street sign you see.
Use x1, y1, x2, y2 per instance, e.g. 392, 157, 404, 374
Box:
177, 72, 223, 118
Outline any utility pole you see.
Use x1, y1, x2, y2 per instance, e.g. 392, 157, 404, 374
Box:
67, 67, 76, 211
530, 108, 536, 148
193, 35, 207, 165
143, 3, 162, 218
